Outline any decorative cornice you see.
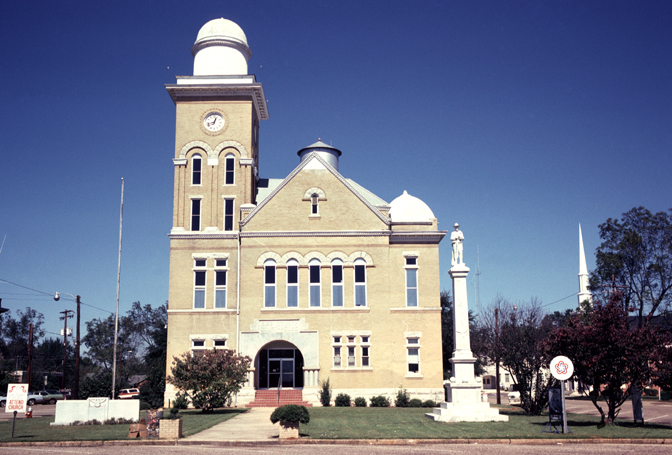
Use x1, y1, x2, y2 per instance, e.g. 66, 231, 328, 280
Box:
389, 231, 447, 244
241, 230, 390, 238
166, 83, 268, 120
169, 232, 239, 240
391, 307, 441, 313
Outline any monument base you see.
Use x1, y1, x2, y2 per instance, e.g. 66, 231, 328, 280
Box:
425, 381, 508, 422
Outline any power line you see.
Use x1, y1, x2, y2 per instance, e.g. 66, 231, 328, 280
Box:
542, 293, 578, 308
0, 278, 52, 296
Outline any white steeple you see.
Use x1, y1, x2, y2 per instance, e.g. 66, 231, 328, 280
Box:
578, 224, 592, 306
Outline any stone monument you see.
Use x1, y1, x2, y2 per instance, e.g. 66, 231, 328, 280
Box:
426, 224, 508, 422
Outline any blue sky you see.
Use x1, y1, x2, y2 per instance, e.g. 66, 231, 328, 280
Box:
1, 0, 671, 340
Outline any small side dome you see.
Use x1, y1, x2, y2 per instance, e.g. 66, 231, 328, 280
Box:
191, 18, 252, 76
389, 190, 435, 222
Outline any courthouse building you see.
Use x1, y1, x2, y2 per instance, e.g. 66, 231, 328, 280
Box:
164, 18, 447, 406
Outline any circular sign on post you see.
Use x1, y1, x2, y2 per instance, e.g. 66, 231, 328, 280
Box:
550, 356, 574, 381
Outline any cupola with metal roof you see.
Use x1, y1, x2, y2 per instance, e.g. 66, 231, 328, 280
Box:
297, 140, 342, 171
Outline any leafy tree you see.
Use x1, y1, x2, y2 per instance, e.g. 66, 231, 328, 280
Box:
140, 303, 167, 407
167, 349, 251, 412
79, 370, 113, 400
591, 207, 672, 327
541, 293, 665, 424
441, 290, 485, 379
0, 307, 45, 372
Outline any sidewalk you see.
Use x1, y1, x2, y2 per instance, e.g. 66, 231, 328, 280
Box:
183, 407, 278, 441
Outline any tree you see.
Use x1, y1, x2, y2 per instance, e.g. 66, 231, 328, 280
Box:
591, 207, 672, 327
0, 307, 45, 371
140, 303, 168, 407
541, 293, 665, 424
168, 349, 251, 412
441, 290, 485, 379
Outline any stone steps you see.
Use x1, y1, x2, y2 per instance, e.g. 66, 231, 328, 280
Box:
245, 389, 312, 408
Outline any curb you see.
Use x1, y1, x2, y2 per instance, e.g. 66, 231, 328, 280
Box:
0, 438, 669, 447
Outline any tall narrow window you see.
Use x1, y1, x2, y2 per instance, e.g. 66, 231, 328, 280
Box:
407, 337, 420, 374
225, 154, 235, 185
224, 198, 234, 231
354, 258, 367, 306
309, 259, 321, 307
405, 256, 418, 307
215, 270, 227, 308
194, 262, 206, 309
286, 259, 298, 307
311, 193, 319, 215
192, 154, 202, 185
191, 199, 201, 231
362, 346, 370, 367
333, 346, 341, 367
348, 346, 356, 367
264, 259, 276, 307
331, 259, 343, 307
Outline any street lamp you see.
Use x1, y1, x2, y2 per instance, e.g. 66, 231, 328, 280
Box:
54, 292, 80, 400
494, 303, 517, 405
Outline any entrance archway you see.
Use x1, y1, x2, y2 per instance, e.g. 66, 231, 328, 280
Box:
256, 340, 304, 389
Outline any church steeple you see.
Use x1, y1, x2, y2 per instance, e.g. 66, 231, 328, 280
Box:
578, 224, 592, 307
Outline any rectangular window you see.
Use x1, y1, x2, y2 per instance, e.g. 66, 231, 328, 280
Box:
405, 257, 418, 307
195, 259, 206, 267
331, 262, 343, 306
215, 259, 227, 267
224, 199, 234, 231
333, 346, 341, 367
362, 346, 369, 367
194, 270, 206, 309
348, 336, 355, 343
354, 262, 366, 306
215, 271, 227, 308
192, 340, 205, 348
225, 156, 235, 185
333, 336, 341, 343
309, 263, 321, 307
505, 373, 510, 383
361, 336, 369, 343
214, 339, 226, 348
348, 346, 356, 367
407, 348, 419, 373
191, 199, 201, 231
287, 263, 298, 307
264, 263, 276, 307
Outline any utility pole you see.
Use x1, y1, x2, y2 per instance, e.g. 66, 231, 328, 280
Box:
27, 324, 33, 388
495, 308, 500, 405
59, 309, 74, 390
75, 295, 80, 400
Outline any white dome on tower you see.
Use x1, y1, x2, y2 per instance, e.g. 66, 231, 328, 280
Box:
191, 18, 252, 76
389, 191, 435, 222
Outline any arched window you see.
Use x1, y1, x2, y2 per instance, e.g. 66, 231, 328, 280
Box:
331, 259, 343, 307
309, 258, 321, 307
286, 259, 299, 307
264, 259, 276, 308
311, 193, 319, 215
192, 153, 202, 185
354, 258, 367, 307
225, 154, 235, 185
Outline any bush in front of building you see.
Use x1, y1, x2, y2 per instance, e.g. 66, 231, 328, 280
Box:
369, 395, 390, 407
319, 378, 332, 406
354, 397, 367, 407
335, 393, 351, 407
422, 399, 437, 407
394, 388, 410, 407
172, 392, 189, 409
408, 398, 423, 407
270, 404, 310, 424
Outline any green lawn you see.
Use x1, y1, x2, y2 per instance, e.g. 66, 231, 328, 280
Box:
300, 406, 672, 440
0, 408, 246, 443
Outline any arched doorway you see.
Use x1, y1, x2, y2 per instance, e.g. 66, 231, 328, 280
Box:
256, 340, 304, 389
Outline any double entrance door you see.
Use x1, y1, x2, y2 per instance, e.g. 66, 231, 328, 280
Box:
258, 348, 304, 389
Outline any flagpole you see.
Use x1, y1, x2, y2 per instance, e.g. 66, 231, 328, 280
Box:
112, 178, 124, 399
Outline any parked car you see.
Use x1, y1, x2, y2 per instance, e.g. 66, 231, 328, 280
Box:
508, 384, 521, 406
0, 393, 45, 407
37, 390, 64, 404
118, 388, 140, 399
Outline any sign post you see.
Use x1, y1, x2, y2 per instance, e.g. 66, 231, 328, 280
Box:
6, 383, 28, 439
550, 356, 574, 434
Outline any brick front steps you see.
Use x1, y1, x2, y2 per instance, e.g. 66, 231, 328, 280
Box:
246, 389, 312, 407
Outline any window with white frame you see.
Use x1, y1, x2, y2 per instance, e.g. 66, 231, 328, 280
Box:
214, 259, 227, 309
191, 153, 202, 185
286, 259, 298, 307
361, 335, 370, 367
331, 259, 343, 307
191, 199, 201, 231
224, 198, 234, 231
407, 337, 420, 374
354, 258, 367, 306
333, 345, 341, 367
224, 154, 235, 185
192, 339, 205, 356
214, 339, 227, 348
264, 259, 276, 307
405, 256, 418, 307
309, 258, 321, 307
310, 193, 319, 215
193, 259, 206, 309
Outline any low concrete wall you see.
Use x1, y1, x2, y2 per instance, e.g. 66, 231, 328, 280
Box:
52, 398, 140, 425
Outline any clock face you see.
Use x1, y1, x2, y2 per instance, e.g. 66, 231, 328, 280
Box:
203, 112, 225, 132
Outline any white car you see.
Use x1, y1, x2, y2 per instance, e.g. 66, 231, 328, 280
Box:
507, 384, 521, 406
118, 388, 140, 399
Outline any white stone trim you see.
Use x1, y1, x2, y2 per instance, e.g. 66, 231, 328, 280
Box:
191, 252, 230, 260
189, 334, 229, 341
390, 307, 441, 313
303, 187, 326, 200
241, 230, 391, 238
178, 141, 212, 160
167, 309, 236, 314
402, 251, 419, 257
404, 331, 423, 338
214, 140, 248, 159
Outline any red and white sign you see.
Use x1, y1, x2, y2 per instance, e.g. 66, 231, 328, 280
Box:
5, 383, 28, 413
550, 356, 574, 381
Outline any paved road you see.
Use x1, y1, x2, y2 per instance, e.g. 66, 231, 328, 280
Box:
0, 404, 55, 420
2, 443, 671, 455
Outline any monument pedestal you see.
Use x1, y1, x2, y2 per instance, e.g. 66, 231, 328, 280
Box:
425, 264, 508, 422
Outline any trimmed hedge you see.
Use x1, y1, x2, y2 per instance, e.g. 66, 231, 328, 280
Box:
354, 397, 367, 407
335, 393, 351, 407
370, 395, 390, 407
409, 398, 423, 407
270, 404, 310, 424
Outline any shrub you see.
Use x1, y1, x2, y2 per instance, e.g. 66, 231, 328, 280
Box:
164, 409, 181, 420
140, 401, 152, 410
270, 404, 310, 424
369, 395, 390, 407
172, 392, 189, 410
395, 387, 410, 407
335, 393, 351, 407
422, 399, 437, 408
409, 398, 423, 407
662, 390, 672, 401
319, 378, 332, 406
643, 388, 658, 397
354, 397, 367, 407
